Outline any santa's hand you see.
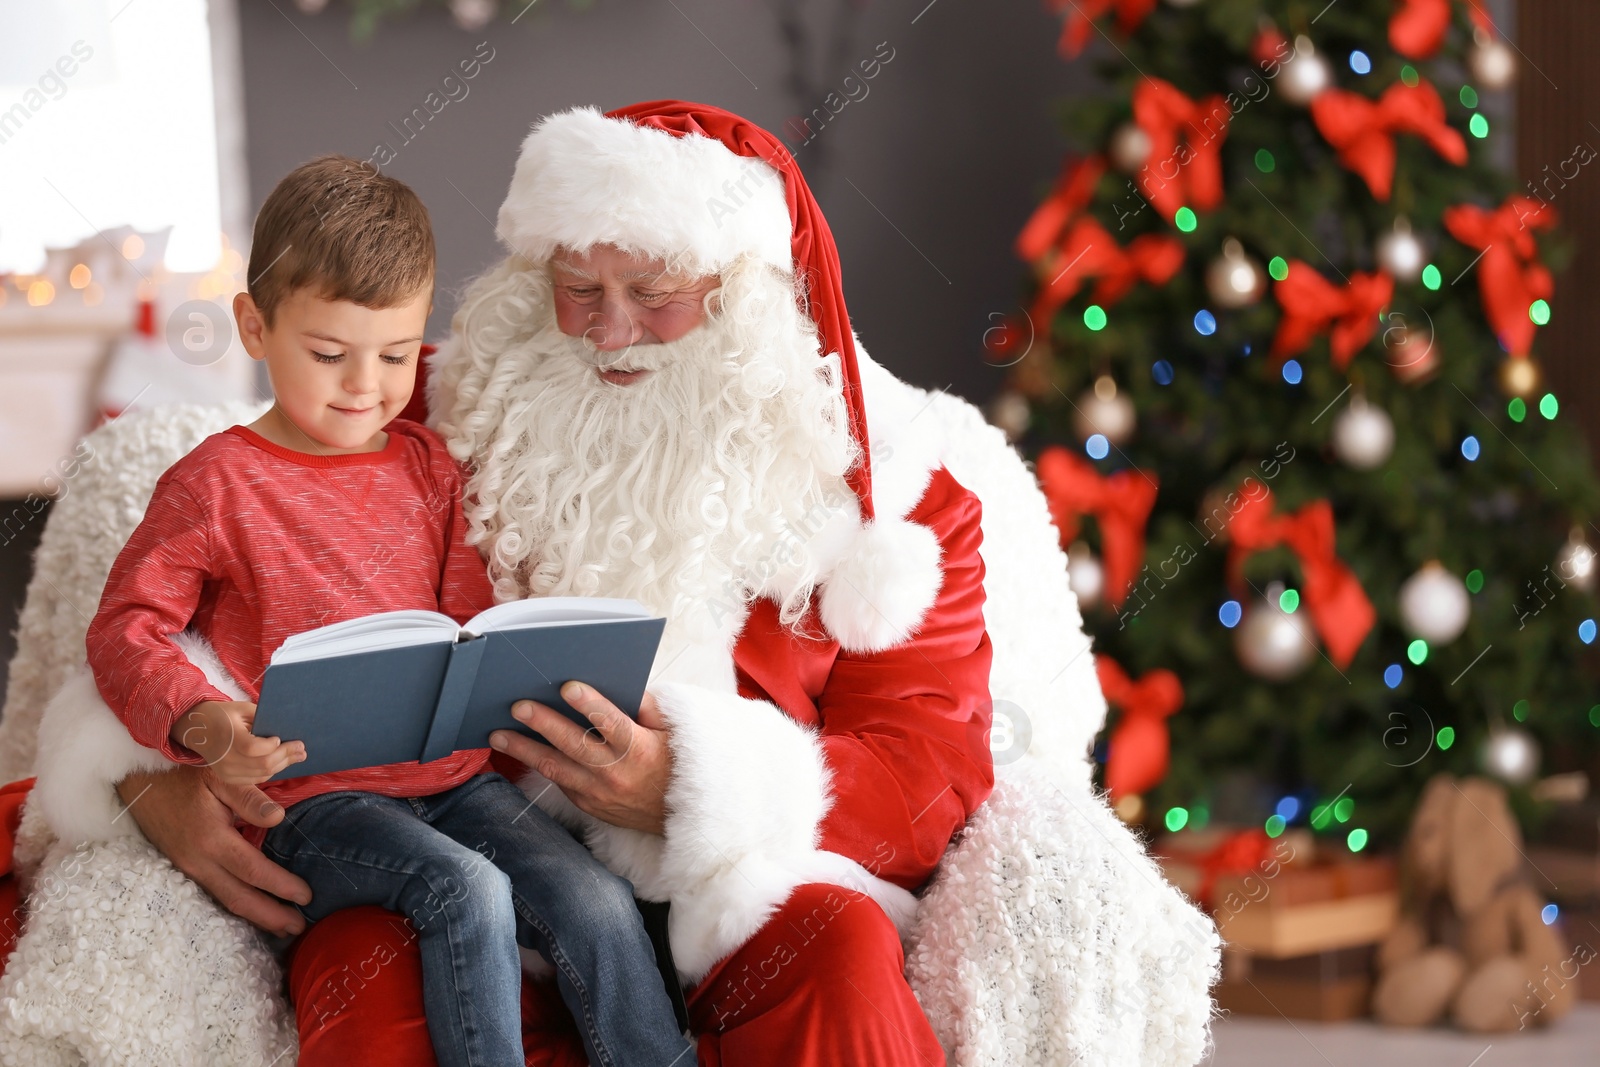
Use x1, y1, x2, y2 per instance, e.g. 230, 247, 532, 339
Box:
490, 681, 672, 835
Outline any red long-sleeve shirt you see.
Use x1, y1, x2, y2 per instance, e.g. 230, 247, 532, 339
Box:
86, 420, 497, 847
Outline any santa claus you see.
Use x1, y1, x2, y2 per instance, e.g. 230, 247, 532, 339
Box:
0, 101, 1218, 1067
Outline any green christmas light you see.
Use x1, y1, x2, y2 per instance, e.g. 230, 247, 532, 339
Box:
1279, 588, 1300, 613
1590, 706, 1600, 728
1265, 814, 1286, 838
1460, 85, 1479, 108
1255, 149, 1276, 173
1540, 393, 1559, 419
1530, 299, 1552, 325
1165, 806, 1190, 832
1269, 256, 1289, 281
1438, 726, 1456, 750
1310, 803, 1332, 830
1190, 803, 1211, 830
1469, 113, 1490, 139
1421, 263, 1443, 290
1508, 397, 1527, 422
1334, 797, 1354, 823
1513, 698, 1530, 722
1407, 639, 1428, 665
1084, 304, 1108, 331
1465, 569, 1484, 593
1401, 65, 1420, 87
1174, 207, 1198, 232
1348, 828, 1369, 852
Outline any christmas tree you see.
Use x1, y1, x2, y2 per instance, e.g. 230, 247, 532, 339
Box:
1000, 0, 1600, 846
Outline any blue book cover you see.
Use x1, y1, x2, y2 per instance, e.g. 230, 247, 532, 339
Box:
252, 598, 666, 781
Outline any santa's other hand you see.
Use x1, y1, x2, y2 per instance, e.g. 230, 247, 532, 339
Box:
490, 683, 672, 834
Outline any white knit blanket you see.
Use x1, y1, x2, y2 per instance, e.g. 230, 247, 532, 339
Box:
0, 398, 1218, 1066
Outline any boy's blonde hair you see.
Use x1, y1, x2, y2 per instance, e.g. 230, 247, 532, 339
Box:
246, 155, 434, 325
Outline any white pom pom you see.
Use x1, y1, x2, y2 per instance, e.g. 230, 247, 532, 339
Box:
819, 518, 943, 653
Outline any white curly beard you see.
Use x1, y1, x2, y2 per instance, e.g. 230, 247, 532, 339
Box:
434, 256, 863, 654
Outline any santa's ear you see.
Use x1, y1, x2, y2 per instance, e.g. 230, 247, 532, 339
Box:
1447, 777, 1522, 915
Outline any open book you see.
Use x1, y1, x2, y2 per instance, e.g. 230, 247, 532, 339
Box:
252, 597, 666, 781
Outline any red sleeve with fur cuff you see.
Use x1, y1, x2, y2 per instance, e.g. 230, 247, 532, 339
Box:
812, 466, 995, 890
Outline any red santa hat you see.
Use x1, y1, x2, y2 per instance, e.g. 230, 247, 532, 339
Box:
494, 100, 877, 522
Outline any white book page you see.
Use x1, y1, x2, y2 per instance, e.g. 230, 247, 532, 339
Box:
463, 596, 653, 637
269, 609, 459, 665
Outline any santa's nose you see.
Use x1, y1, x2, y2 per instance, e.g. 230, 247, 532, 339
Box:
584, 302, 645, 350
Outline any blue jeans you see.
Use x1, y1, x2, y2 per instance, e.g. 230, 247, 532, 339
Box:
261, 772, 693, 1067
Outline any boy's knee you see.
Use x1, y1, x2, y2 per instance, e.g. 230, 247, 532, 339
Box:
409, 851, 513, 930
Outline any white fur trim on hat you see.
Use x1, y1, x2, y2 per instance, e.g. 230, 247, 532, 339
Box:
32, 632, 243, 845
496, 106, 794, 276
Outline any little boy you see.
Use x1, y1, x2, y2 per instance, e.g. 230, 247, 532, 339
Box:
86, 156, 693, 1067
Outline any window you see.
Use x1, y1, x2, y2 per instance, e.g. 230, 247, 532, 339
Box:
0, 0, 242, 274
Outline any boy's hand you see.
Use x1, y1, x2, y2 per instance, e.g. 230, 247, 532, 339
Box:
171, 700, 306, 785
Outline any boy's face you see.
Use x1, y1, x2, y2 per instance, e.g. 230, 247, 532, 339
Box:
235, 285, 431, 453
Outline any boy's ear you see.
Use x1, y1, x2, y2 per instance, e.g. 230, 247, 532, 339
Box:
233, 291, 268, 361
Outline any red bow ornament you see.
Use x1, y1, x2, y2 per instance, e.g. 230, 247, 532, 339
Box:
1050, 0, 1158, 59
1390, 0, 1495, 60
1224, 487, 1376, 668
1271, 262, 1395, 370
1026, 216, 1186, 327
1096, 654, 1184, 799
1312, 81, 1468, 201
1036, 446, 1158, 610
1443, 196, 1557, 358
1133, 77, 1231, 222
1015, 155, 1106, 264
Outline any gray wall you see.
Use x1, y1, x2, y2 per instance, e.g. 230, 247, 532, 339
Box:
236, 0, 1092, 404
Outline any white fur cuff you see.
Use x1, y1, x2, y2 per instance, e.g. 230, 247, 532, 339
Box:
32, 632, 244, 845
647, 681, 918, 983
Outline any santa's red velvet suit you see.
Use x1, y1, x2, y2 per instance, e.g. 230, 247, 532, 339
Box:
279, 102, 997, 1065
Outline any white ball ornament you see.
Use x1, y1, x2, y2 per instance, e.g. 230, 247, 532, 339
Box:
1109, 123, 1153, 174
450, 0, 498, 30
1331, 395, 1395, 470
1469, 31, 1517, 92
1555, 527, 1597, 592
1398, 561, 1471, 645
1072, 375, 1137, 447
1376, 218, 1426, 283
1483, 727, 1539, 785
1280, 36, 1333, 106
1206, 238, 1267, 308
1235, 585, 1318, 681
1066, 541, 1105, 610
985, 390, 1031, 442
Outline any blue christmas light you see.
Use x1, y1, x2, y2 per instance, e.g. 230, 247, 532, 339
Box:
1152, 359, 1174, 385
1282, 359, 1303, 384
1542, 903, 1559, 925
1242, 343, 1252, 357
1219, 600, 1242, 628
1194, 310, 1217, 336
1086, 433, 1110, 460
1275, 796, 1301, 822
1461, 435, 1480, 461
1384, 663, 1403, 689
1581, 618, 1597, 644
1350, 50, 1372, 75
